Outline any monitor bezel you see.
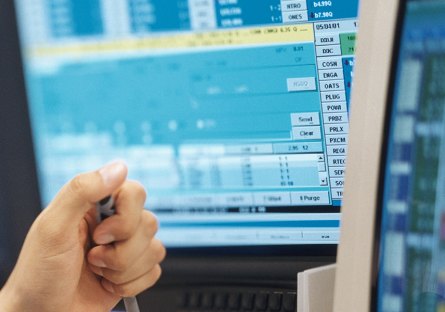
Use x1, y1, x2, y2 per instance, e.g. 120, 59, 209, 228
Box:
332, 0, 403, 311
369, 0, 408, 310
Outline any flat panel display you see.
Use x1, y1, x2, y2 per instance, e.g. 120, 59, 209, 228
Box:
14, 0, 360, 249
377, 1, 445, 311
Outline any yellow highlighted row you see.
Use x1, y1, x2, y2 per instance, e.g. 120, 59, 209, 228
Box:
32, 24, 314, 56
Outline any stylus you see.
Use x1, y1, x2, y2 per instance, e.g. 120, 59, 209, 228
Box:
96, 196, 141, 312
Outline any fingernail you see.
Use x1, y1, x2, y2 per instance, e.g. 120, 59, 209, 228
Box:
96, 233, 115, 245
102, 279, 115, 293
99, 162, 126, 186
89, 256, 106, 268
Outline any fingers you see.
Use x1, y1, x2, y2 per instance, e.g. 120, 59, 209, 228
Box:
89, 210, 160, 269
93, 180, 147, 245
102, 264, 163, 297
88, 209, 166, 296
45, 162, 127, 227
89, 238, 165, 296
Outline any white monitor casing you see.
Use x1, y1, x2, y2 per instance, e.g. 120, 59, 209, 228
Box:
333, 0, 401, 311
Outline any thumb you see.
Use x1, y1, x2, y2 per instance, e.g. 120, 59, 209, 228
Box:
46, 162, 128, 226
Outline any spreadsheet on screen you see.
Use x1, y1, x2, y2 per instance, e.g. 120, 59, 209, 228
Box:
14, 0, 360, 248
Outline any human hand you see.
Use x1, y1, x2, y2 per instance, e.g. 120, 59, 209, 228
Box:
0, 162, 165, 312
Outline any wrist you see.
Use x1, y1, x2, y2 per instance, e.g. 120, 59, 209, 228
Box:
0, 278, 26, 312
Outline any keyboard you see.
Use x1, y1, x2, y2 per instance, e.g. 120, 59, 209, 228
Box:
177, 290, 297, 311
135, 285, 297, 312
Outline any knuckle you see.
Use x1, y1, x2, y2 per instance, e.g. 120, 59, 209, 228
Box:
148, 265, 162, 287
133, 182, 147, 201
124, 180, 146, 202
143, 211, 159, 235
66, 173, 92, 199
69, 173, 89, 198
152, 239, 166, 263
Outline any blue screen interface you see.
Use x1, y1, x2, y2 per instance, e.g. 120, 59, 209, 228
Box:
14, 0, 359, 248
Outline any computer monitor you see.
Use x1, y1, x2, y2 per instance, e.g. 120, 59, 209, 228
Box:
2, 0, 361, 311
334, 0, 445, 311
12, 0, 361, 251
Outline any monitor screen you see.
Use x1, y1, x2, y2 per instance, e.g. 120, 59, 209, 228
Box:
376, 0, 445, 311
14, 0, 359, 250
